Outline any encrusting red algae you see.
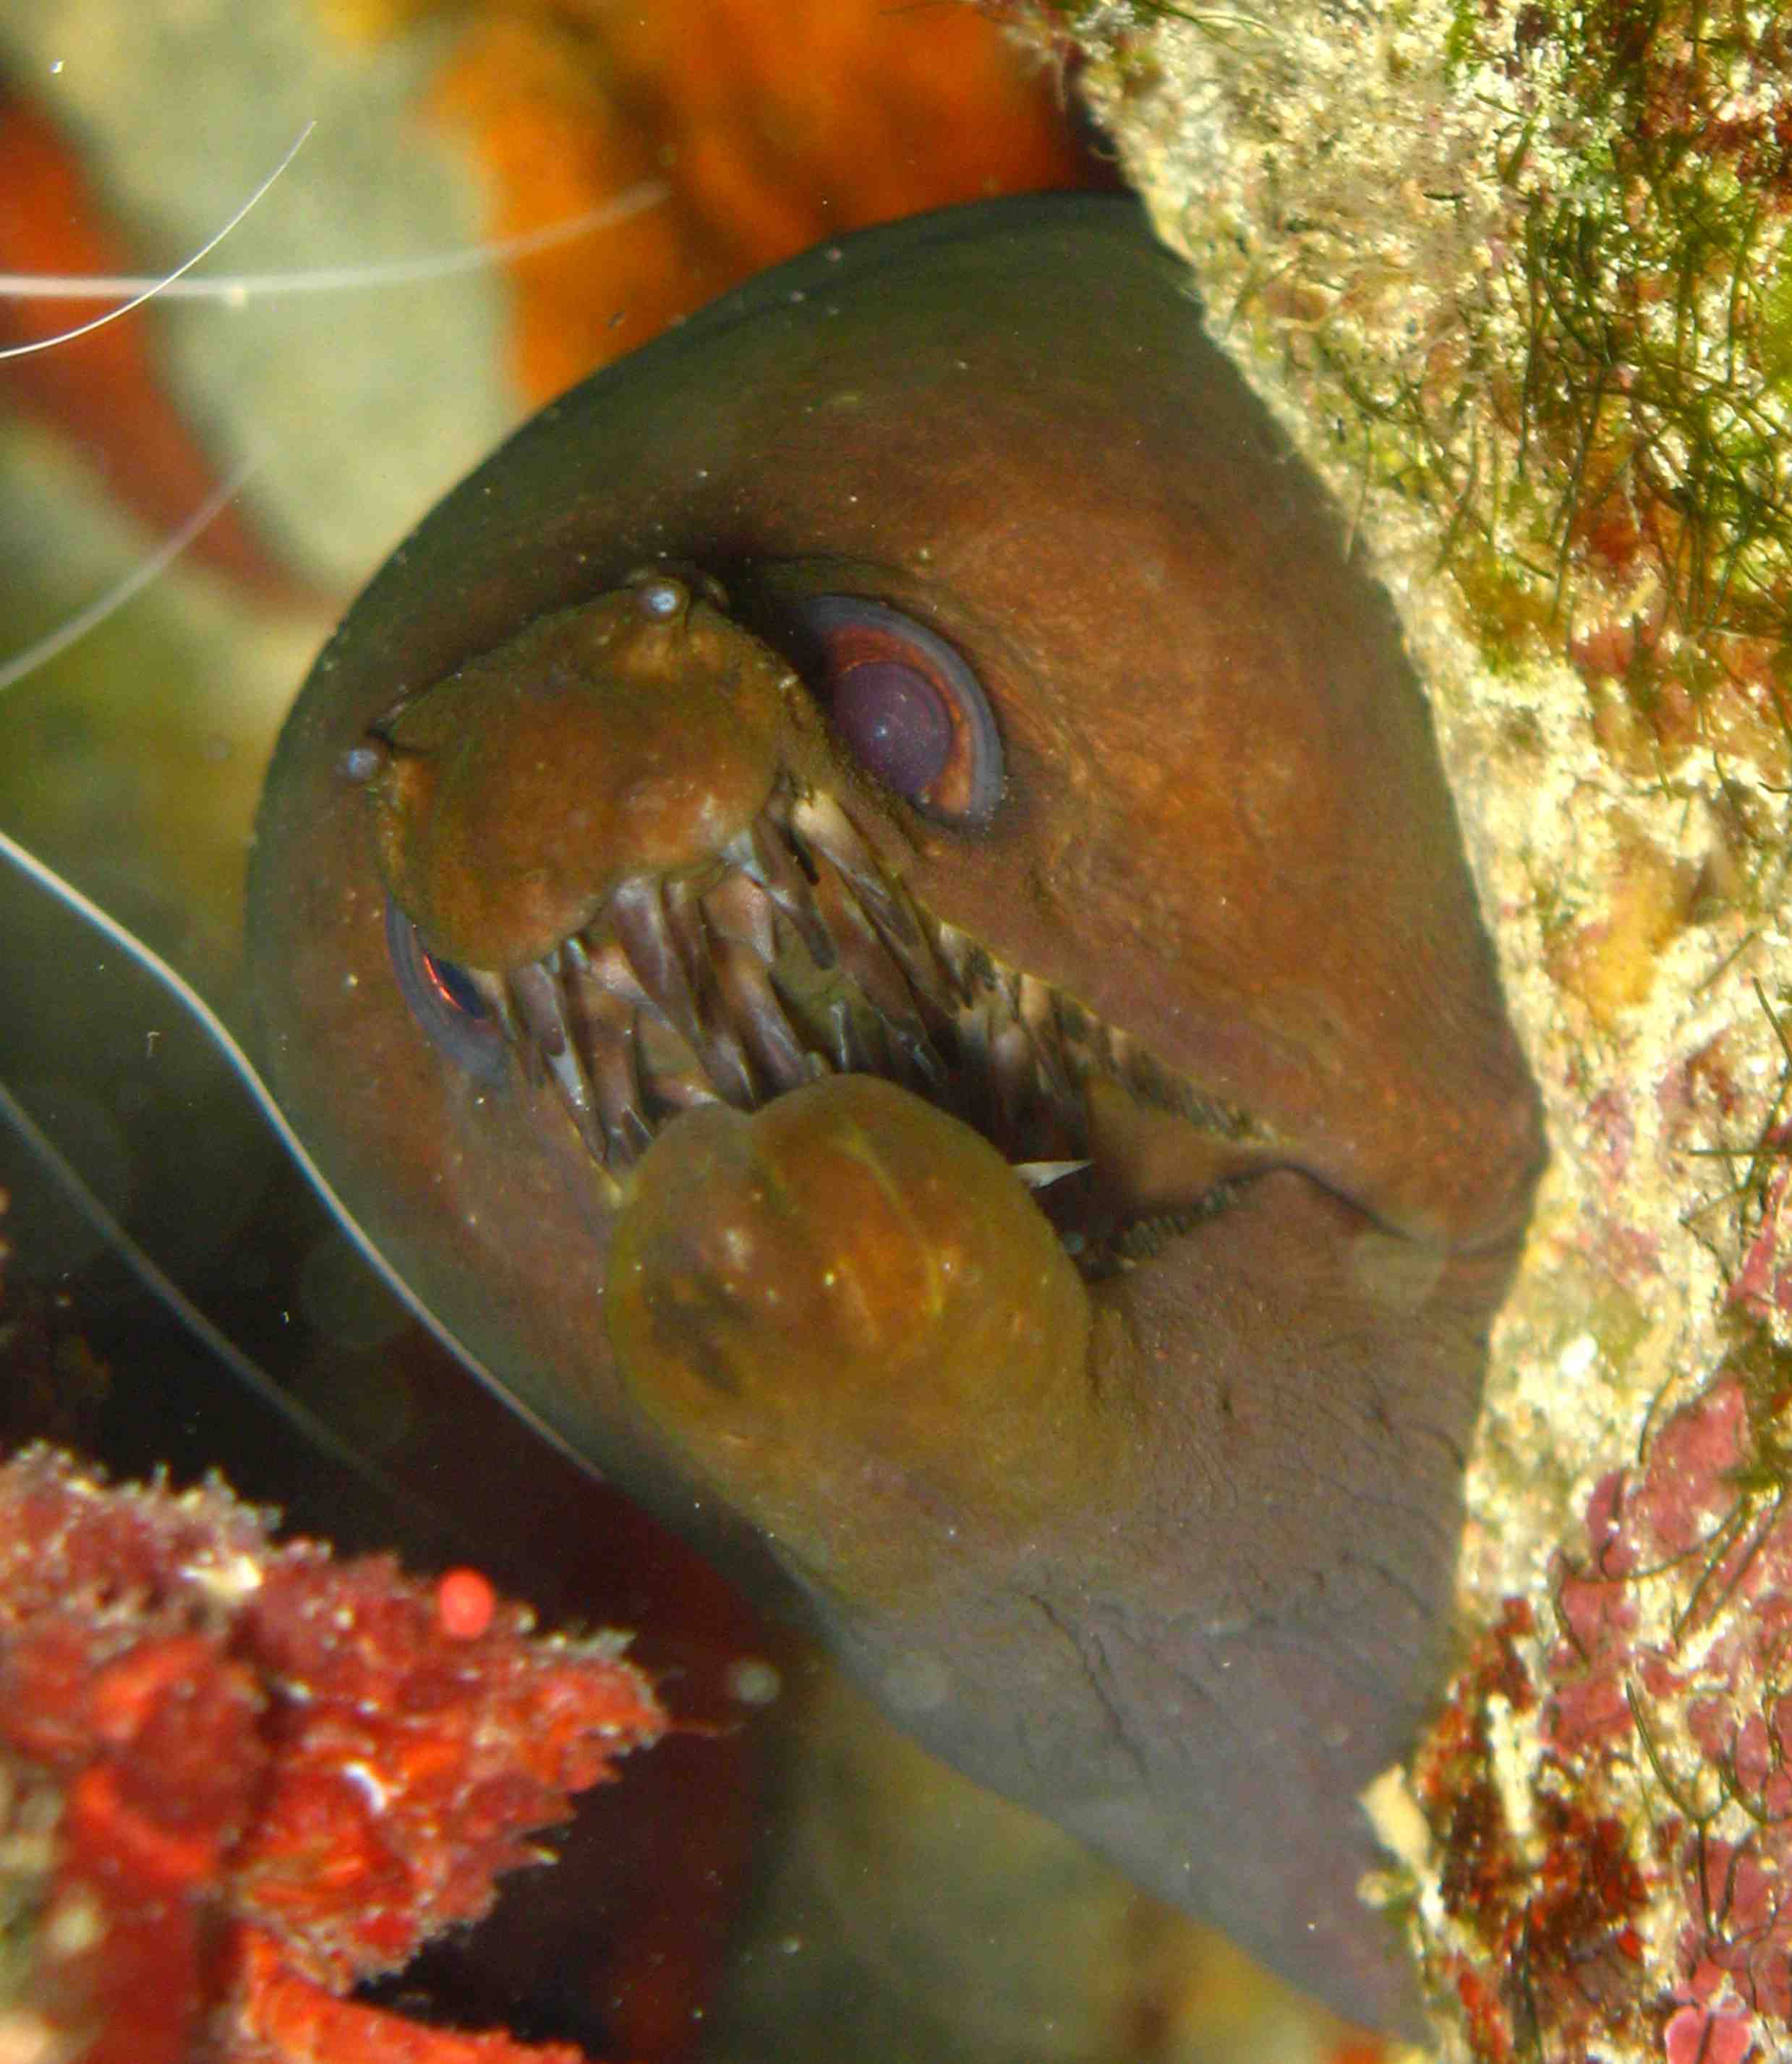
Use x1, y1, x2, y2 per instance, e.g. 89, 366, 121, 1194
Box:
0, 1443, 662, 2064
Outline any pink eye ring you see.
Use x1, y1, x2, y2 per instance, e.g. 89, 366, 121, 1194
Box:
793, 594, 1003, 827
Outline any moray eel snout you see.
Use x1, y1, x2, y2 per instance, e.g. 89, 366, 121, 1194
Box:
251, 197, 1544, 2034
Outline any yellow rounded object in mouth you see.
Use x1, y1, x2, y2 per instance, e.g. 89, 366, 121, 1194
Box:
608, 1073, 1104, 1603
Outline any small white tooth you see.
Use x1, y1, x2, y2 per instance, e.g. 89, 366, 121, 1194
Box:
509, 959, 607, 1153
576, 938, 651, 1007
1011, 1160, 1093, 1191
510, 960, 573, 1059
468, 969, 519, 1041
790, 788, 872, 874
703, 869, 780, 963
544, 1041, 600, 1132
1017, 973, 1055, 1037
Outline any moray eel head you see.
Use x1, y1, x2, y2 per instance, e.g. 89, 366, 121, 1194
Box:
251, 197, 1543, 2035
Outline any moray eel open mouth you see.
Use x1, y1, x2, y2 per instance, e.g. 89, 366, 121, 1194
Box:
383, 760, 1263, 1271
364, 565, 1287, 1284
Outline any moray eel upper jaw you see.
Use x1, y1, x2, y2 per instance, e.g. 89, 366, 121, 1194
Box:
362, 575, 826, 972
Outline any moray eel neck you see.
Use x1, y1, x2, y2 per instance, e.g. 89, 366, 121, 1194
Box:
250, 196, 1543, 2033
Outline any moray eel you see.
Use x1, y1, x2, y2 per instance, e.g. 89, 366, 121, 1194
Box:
249, 195, 1543, 2031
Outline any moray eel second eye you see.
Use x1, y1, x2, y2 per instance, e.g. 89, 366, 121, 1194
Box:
249, 194, 1543, 2034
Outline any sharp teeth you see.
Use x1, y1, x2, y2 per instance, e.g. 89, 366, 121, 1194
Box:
498, 789, 1236, 1218
467, 968, 519, 1041
989, 1013, 1041, 1140
1017, 972, 1080, 1122
1012, 1160, 1092, 1191
641, 1065, 726, 1115
888, 1021, 950, 1097
573, 934, 652, 1008
586, 1013, 656, 1164
610, 875, 697, 1028
789, 788, 883, 890
808, 857, 944, 1061
508, 958, 607, 1160
857, 902, 954, 1023
701, 868, 780, 963
934, 924, 995, 1004
610, 874, 756, 1110
1017, 972, 1055, 1043
1055, 994, 1088, 1044
951, 994, 1002, 1142
932, 921, 968, 992
712, 935, 814, 1092
735, 813, 837, 969
791, 790, 947, 986
824, 994, 889, 1076
510, 957, 569, 1056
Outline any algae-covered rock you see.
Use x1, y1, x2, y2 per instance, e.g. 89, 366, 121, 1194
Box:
995, 4, 1792, 2052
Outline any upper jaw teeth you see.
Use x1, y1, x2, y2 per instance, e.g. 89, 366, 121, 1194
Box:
457, 780, 1256, 1230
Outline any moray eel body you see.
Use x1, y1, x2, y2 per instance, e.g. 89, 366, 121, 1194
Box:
250, 195, 1543, 2031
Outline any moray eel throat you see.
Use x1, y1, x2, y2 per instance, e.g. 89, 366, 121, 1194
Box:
250, 196, 1543, 2031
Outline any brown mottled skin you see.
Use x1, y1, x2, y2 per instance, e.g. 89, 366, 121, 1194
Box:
249, 197, 1543, 2032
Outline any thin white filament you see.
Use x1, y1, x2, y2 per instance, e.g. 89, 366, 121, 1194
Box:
0, 182, 669, 304
0, 455, 263, 696
0, 1072, 482, 1556
0, 123, 316, 359
0, 823, 601, 1483
0, 171, 668, 694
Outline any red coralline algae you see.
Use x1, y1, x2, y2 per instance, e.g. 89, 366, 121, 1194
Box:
0, 1446, 665, 2064
1409, 1352, 1792, 2056
1663, 2002, 1754, 2064
435, 1568, 499, 1642
1728, 1141, 1792, 1324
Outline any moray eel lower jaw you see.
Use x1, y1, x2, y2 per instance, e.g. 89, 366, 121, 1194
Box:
361, 567, 1498, 2032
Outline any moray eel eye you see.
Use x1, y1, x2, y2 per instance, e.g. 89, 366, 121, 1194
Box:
383, 897, 505, 1084
788, 595, 1002, 827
